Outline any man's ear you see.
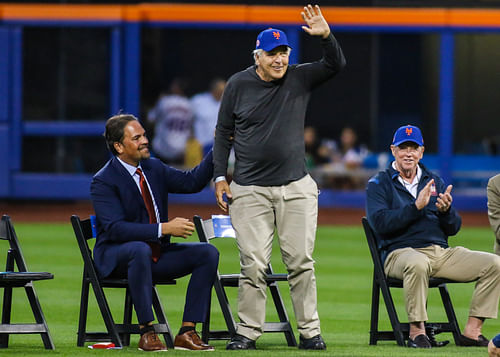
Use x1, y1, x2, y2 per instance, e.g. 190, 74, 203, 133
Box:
114, 142, 123, 155
390, 145, 396, 157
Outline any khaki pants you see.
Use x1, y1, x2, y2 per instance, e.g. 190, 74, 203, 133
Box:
229, 174, 320, 340
384, 245, 500, 322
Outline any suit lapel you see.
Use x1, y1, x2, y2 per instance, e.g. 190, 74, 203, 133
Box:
110, 157, 145, 209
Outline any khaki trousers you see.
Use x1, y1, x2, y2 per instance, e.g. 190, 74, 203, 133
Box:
228, 174, 321, 340
384, 244, 500, 323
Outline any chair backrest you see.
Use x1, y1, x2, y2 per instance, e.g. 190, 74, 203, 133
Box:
362, 217, 386, 278
0, 217, 8, 241
194, 214, 282, 276
1, 214, 29, 272
194, 215, 236, 243
71, 215, 100, 278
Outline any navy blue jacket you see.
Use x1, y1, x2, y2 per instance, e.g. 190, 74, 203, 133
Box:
90, 152, 213, 278
366, 162, 461, 263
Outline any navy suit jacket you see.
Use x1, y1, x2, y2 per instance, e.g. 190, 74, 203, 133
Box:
90, 152, 213, 278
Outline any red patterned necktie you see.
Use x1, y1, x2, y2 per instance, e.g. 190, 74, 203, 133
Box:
135, 168, 161, 263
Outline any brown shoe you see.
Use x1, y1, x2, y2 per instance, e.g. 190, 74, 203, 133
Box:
174, 330, 214, 351
138, 330, 167, 352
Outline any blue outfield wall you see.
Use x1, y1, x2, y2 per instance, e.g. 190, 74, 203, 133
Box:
4, 152, 497, 211
4, 181, 490, 212
1, 5, 500, 211
169, 186, 488, 212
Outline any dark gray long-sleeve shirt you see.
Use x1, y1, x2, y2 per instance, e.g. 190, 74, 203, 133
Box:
214, 33, 346, 186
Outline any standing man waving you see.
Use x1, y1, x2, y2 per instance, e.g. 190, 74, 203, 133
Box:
213, 4, 346, 350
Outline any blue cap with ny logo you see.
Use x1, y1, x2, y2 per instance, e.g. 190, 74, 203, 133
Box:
255, 28, 291, 52
392, 125, 424, 146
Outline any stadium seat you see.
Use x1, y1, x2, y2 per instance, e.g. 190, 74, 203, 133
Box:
362, 217, 469, 347
70, 215, 176, 348
193, 215, 296, 346
0, 214, 54, 349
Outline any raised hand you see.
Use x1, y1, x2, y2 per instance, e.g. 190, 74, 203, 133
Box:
301, 4, 331, 39
436, 184, 453, 213
415, 179, 434, 210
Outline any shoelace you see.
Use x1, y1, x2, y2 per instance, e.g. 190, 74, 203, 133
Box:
148, 332, 160, 342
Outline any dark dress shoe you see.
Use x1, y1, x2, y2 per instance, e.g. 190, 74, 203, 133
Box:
174, 330, 214, 351
298, 334, 326, 350
138, 330, 167, 351
407, 334, 432, 348
459, 334, 489, 347
226, 334, 256, 350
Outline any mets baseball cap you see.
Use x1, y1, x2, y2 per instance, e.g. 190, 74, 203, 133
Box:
493, 333, 500, 348
392, 125, 424, 146
255, 28, 291, 52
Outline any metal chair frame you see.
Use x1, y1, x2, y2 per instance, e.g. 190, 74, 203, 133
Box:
194, 215, 296, 347
0, 214, 54, 349
71, 215, 176, 348
362, 217, 466, 346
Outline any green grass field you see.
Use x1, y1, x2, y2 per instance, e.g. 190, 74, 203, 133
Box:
1, 222, 499, 356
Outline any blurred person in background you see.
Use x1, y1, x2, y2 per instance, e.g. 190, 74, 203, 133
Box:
332, 126, 369, 169
213, 4, 346, 350
147, 78, 193, 167
91, 114, 218, 351
191, 78, 226, 155
366, 124, 500, 349
488, 173, 500, 255
319, 126, 369, 190
331, 126, 369, 189
304, 126, 331, 170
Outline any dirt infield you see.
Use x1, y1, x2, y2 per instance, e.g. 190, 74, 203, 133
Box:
0, 200, 490, 227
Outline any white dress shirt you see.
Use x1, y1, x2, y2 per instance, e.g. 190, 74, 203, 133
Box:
393, 161, 422, 199
117, 157, 162, 238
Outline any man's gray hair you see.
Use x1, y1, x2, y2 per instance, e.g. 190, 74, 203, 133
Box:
253, 47, 292, 64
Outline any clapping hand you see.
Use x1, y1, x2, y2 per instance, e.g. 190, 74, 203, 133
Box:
436, 185, 453, 213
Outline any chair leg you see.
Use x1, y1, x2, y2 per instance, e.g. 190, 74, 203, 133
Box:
268, 282, 297, 347
439, 285, 462, 345
77, 277, 90, 347
379, 279, 406, 346
25, 283, 55, 349
90, 281, 123, 348
216, 280, 237, 338
201, 294, 212, 344
0, 286, 13, 348
369, 276, 380, 345
152, 286, 174, 349
122, 289, 133, 346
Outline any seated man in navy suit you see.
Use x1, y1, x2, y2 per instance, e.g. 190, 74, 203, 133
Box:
90, 113, 219, 351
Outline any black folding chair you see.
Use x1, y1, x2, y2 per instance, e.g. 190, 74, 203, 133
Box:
193, 215, 296, 347
70, 215, 176, 348
0, 215, 54, 349
362, 217, 468, 347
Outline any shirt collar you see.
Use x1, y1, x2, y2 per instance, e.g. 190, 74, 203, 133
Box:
391, 161, 422, 184
117, 157, 141, 177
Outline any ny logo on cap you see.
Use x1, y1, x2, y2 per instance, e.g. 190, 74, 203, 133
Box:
273, 31, 281, 40
405, 127, 413, 136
